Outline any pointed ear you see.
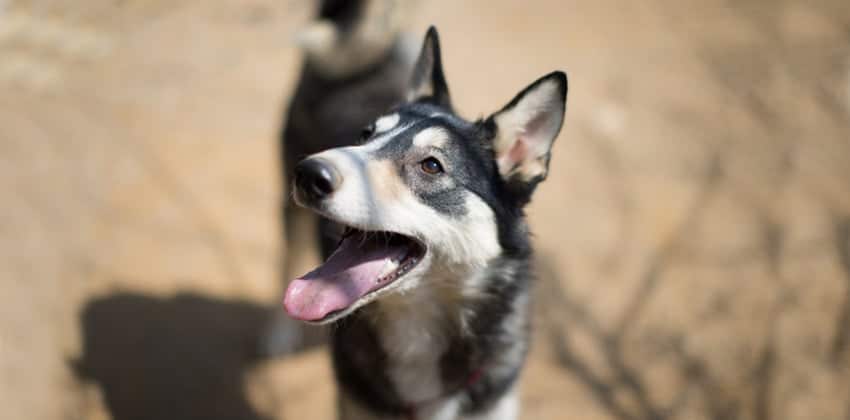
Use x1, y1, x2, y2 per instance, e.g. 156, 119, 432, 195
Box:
486, 71, 567, 198
407, 26, 452, 109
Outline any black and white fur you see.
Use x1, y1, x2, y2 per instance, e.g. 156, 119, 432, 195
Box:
291, 27, 568, 419
266, 0, 417, 355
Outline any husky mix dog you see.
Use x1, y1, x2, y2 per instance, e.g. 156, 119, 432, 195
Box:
284, 27, 567, 419
267, 0, 416, 354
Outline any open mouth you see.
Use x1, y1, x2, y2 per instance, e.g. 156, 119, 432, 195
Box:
283, 226, 427, 323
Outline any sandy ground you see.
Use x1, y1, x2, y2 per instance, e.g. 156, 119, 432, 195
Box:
1, 0, 850, 419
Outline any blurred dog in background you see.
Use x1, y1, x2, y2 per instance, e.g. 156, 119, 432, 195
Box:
263, 0, 417, 355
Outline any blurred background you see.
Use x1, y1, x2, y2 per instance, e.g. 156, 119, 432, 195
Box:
2, 0, 850, 419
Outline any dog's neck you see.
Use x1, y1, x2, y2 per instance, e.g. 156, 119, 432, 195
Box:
369, 262, 485, 335
368, 266, 468, 350
361, 263, 487, 399
373, 288, 453, 402
332, 253, 531, 416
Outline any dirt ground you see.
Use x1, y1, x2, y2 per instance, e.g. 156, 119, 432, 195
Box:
1, 0, 850, 419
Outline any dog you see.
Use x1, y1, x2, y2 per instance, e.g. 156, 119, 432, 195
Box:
284, 27, 568, 419
264, 0, 417, 355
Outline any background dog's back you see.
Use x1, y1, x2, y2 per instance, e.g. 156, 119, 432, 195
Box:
267, 0, 416, 354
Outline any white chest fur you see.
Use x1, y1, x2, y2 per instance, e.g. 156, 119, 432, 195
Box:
376, 288, 451, 404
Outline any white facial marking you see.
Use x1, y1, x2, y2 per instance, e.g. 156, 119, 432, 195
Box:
358, 121, 410, 154
460, 194, 503, 263
373, 113, 400, 134
412, 126, 449, 149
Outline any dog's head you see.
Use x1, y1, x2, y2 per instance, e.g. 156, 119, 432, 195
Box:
285, 27, 568, 324
296, 0, 416, 78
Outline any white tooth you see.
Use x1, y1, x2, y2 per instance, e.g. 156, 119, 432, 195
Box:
377, 258, 400, 281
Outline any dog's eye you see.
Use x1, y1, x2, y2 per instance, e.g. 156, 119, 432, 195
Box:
420, 157, 444, 175
360, 124, 375, 141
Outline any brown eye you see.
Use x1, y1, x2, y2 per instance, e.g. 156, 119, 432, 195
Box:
420, 157, 444, 175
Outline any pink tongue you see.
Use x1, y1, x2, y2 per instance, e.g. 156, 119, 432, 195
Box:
284, 235, 407, 321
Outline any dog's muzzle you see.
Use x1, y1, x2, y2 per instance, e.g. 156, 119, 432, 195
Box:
294, 157, 341, 205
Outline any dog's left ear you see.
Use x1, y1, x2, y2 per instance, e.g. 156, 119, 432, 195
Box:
485, 71, 567, 200
407, 26, 452, 109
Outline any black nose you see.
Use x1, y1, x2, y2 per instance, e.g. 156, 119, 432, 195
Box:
294, 157, 341, 202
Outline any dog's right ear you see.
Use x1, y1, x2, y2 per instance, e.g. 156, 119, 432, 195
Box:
484, 71, 568, 204
407, 26, 452, 109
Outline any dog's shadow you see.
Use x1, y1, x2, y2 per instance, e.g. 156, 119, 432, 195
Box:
73, 292, 275, 420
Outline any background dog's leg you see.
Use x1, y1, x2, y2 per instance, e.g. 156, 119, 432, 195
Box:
261, 200, 325, 356
338, 392, 392, 420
